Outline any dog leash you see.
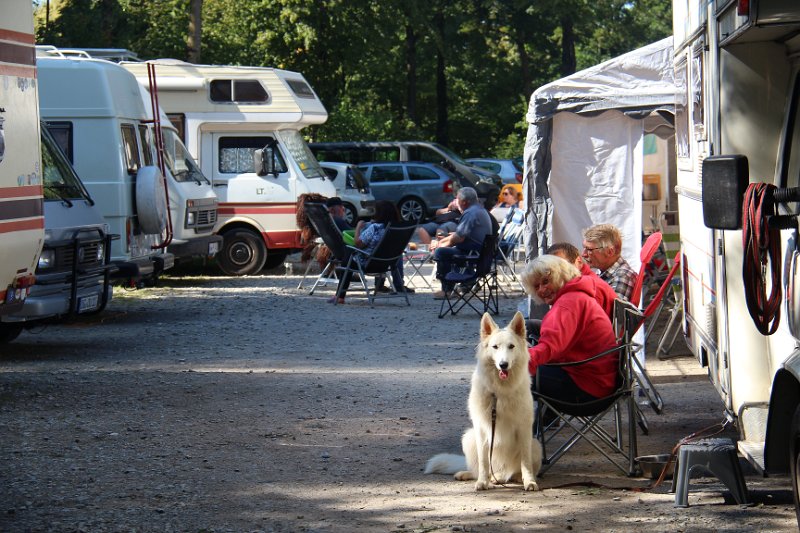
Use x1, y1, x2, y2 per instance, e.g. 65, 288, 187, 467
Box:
544, 419, 730, 493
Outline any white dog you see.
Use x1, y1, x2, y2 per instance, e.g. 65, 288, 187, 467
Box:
425, 311, 542, 491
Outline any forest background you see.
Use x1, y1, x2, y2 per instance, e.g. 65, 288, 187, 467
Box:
32, 0, 672, 159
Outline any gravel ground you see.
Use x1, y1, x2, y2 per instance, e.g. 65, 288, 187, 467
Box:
0, 262, 797, 532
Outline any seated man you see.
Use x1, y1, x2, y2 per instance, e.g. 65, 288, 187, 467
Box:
429, 187, 493, 299
326, 197, 353, 232
418, 194, 460, 244
581, 223, 637, 301
546, 242, 617, 320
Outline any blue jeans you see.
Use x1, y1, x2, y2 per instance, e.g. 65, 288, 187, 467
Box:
533, 365, 599, 403
433, 245, 476, 290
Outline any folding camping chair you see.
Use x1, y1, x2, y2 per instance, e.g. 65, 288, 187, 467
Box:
653, 212, 684, 358
303, 202, 351, 295
437, 235, 500, 318
533, 298, 643, 476
630, 231, 662, 308
495, 206, 525, 290
334, 221, 417, 306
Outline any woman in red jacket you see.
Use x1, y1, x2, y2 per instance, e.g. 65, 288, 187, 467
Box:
522, 255, 619, 403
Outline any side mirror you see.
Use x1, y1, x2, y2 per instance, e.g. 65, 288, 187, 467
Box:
702, 155, 749, 230
254, 139, 279, 177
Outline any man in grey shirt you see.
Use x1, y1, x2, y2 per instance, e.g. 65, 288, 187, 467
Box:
429, 187, 493, 299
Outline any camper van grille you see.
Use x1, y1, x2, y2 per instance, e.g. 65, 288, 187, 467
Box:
195, 208, 217, 227
52, 241, 103, 271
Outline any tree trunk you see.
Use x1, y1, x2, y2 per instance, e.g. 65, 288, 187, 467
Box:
405, 24, 418, 125
560, 15, 576, 76
514, 25, 532, 99
188, 0, 202, 63
434, 9, 448, 146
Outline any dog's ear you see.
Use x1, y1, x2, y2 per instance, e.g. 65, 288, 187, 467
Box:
509, 311, 526, 339
480, 312, 497, 339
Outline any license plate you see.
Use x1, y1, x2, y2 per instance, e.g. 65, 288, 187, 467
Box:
78, 294, 99, 313
208, 241, 220, 256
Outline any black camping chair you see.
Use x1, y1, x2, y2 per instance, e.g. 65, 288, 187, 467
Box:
532, 298, 643, 477
303, 202, 351, 295
334, 221, 417, 306
437, 234, 500, 318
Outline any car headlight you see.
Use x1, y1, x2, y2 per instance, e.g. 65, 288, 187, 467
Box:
186, 211, 195, 227
38, 249, 55, 270
96, 244, 105, 262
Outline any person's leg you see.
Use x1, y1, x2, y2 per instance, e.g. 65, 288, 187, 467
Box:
534, 365, 598, 404
433, 246, 459, 292
418, 222, 438, 244
331, 270, 352, 303
391, 260, 414, 292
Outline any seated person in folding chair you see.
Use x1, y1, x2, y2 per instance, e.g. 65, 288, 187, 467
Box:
429, 187, 494, 300
326, 196, 356, 244
581, 223, 637, 301
521, 255, 619, 406
491, 184, 523, 223
417, 194, 460, 245
526, 242, 619, 344
330, 200, 414, 304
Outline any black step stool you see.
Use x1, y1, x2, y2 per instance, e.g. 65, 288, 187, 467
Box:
670, 437, 748, 507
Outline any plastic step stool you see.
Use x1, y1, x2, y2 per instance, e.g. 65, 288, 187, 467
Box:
671, 437, 748, 507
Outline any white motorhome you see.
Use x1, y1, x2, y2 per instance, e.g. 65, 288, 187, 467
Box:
120, 61, 336, 275
0, 0, 45, 328
37, 56, 175, 282
673, 0, 800, 522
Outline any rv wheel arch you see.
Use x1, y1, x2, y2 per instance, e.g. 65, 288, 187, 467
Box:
790, 405, 800, 528
767, 369, 800, 473
217, 226, 268, 276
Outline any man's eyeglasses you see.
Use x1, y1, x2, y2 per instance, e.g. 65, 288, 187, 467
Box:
583, 245, 606, 253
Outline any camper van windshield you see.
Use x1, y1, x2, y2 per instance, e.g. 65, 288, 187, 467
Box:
162, 128, 210, 185
41, 129, 91, 202
275, 130, 326, 180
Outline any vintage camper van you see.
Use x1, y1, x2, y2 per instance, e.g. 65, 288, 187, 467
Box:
0, 0, 45, 329
37, 55, 175, 282
120, 60, 336, 276
1, 127, 117, 343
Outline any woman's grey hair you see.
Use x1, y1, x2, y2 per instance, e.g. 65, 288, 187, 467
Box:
521, 254, 581, 304
457, 187, 478, 206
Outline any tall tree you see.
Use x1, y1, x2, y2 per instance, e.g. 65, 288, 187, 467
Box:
187, 0, 202, 63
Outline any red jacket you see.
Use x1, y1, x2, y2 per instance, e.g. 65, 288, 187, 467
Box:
528, 275, 619, 398
581, 262, 618, 320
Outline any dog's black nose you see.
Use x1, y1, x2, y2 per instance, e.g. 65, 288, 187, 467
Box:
499, 361, 509, 370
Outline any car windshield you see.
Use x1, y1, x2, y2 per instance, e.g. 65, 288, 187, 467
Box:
346, 166, 368, 189
512, 157, 523, 171
41, 128, 91, 201
162, 128, 210, 184
431, 142, 467, 165
275, 130, 326, 179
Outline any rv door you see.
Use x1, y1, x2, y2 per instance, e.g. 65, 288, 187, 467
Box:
211, 133, 292, 202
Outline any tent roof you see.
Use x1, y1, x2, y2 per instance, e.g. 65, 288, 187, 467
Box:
526, 36, 674, 124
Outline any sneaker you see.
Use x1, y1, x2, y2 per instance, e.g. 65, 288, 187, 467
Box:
375, 284, 392, 293
395, 286, 415, 294
432, 290, 451, 300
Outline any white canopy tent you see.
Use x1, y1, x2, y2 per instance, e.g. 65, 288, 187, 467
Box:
522, 37, 675, 274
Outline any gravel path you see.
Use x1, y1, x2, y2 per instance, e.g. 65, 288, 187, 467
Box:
0, 267, 796, 532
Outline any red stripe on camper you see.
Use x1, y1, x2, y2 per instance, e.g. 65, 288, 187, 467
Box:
218, 204, 297, 216
0, 29, 35, 45
0, 217, 44, 234
0, 185, 43, 199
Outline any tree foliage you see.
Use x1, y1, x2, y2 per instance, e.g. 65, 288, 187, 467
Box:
34, 0, 671, 157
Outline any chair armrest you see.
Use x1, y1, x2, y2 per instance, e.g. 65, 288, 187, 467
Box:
537, 344, 625, 369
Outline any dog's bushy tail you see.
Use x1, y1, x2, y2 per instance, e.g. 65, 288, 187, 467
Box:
424, 453, 467, 475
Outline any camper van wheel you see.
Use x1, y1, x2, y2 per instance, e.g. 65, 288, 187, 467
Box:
398, 197, 426, 223
343, 202, 358, 227
0, 323, 23, 344
791, 405, 800, 526
218, 229, 268, 276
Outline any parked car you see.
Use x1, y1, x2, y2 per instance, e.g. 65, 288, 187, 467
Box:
319, 162, 376, 225
357, 162, 457, 222
309, 141, 501, 207
467, 157, 523, 184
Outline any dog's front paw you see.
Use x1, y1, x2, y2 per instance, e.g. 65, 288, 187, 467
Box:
523, 480, 539, 492
474, 479, 490, 491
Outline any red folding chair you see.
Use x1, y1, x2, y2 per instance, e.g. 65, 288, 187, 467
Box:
630, 231, 662, 307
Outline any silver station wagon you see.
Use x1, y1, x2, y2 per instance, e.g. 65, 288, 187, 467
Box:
357, 162, 458, 223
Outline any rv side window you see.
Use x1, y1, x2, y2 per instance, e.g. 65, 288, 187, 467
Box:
41, 130, 88, 201
138, 125, 153, 166
370, 165, 404, 183
780, 72, 800, 198
407, 165, 439, 181
44, 121, 74, 163
674, 56, 690, 161
209, 80, 269, 103
691, 42, 706, 140
218, 136, 287, 174
121, 124, 142, 174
